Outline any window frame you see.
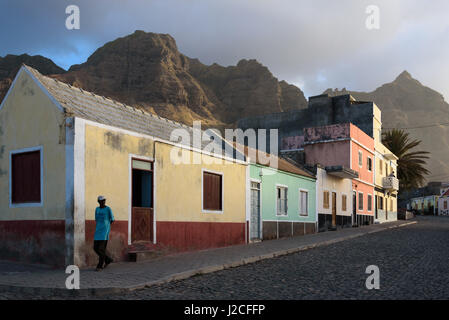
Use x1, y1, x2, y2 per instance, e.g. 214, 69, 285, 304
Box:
9, 146, 44, 208
201, 169, 224, 214
367, 194, 373, 212
342, 194, 347, 212
358, 192, 364, 211
276, 184, 288, 216
299, 189, 309, 217
323, 190, 330, 209
367, 157, 372, 172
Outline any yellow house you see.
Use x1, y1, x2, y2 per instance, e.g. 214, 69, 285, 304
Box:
372, 104, 399, 222
0, 65, 248, 267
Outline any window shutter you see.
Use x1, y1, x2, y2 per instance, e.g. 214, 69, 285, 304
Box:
203, 172, 222, 211
12, 150, 41, 203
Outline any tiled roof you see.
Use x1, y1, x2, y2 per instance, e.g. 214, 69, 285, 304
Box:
25, 65, 240, 160
235, 143, 315, 179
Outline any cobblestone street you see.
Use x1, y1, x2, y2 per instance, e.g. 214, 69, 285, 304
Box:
1, 216, 448, 300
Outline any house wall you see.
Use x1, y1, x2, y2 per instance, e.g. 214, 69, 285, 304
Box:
81, 122, 155, 266
0, 69, 66, 266
154, 142, 247, 251
249, 164, 316, 240
315, 167, 353, 231
350, 128, 375, 219
304, 140, 350, 168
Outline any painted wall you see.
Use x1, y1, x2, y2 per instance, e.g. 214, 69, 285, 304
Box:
350, 125, 375, 217
304, 140, 350, 168
82, 122, 155, 265
315, 167, 352, 217
249, 164, 316, 223
154, 142, 247, 250
0, 69, 66, 266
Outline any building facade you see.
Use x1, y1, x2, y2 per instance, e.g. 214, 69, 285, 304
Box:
303, 123, 375, 229
0, 65, 249, 267
237, 93, 399, 224
242, 145, 317, 241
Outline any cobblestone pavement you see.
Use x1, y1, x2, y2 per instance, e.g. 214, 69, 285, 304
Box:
1, 216, 447, 300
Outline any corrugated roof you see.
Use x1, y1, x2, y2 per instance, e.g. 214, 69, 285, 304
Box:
235, 143, 315, 179
24, 65, 240, 160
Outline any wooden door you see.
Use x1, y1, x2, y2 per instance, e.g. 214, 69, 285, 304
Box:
332, 192, 337, 227
250, 182, 261, 240
132, 207, 153, 243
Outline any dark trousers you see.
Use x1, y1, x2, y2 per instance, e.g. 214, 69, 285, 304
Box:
93, 240, 112, 268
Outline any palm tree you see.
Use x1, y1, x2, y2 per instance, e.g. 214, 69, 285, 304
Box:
382, 129, 430, 190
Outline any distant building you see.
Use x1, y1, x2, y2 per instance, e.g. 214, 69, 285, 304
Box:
237, 93, 399, 224
302, 123, 374, 230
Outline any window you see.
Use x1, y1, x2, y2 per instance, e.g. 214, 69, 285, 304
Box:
367, 157, 372, 172
379, 196, 384, 210
385, 163, 388, 176
323, 191, 330, 209
445, 201, 448, 210
390, 199, 394, 211
368, 194, 372, 211
342, 194, 347, 211
11, 149, 42, 204
203, 171, 223, 211
358, 192, 364, 211
358, 151, 363, 167
299, 190, 308, 216
277, 186, 288, 216
379, 160, 383, 174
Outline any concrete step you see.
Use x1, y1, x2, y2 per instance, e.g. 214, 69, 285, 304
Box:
127, 241, 171, 262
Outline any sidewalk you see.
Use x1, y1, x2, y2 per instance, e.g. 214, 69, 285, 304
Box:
0, 219, 417, 297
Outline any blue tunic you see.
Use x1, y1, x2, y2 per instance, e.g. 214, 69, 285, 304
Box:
94, 206, 115, 240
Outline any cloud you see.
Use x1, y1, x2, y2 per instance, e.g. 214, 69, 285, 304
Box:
1, 0, 448, 100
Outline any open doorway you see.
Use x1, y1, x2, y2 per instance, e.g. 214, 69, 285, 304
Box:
131, 158, 153, 243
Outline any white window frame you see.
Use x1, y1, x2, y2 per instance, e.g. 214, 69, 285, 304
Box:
299, 188, 309, 217
275, 184, 288, 217
358, 150, 363, 167
358, 191, 364, 211
201, 168, 224, 214
367, 156, 372, 172
9, 146, 44, 208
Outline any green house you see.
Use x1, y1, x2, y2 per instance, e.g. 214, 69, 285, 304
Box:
243, 146, 317, 241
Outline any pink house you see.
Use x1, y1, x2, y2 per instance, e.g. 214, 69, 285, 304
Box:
304, 123, 375, 230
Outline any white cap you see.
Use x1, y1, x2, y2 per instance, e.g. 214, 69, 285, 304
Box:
97, 195, 106, 201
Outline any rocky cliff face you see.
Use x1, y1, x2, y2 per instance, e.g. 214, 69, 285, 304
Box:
53, 30, 307, 128
0, 54, 65, 102
324, 71, 449, 182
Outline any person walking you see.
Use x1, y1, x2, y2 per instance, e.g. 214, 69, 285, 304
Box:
93, 196, 115, 271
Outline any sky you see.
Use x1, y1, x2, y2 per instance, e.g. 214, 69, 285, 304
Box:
1, 0, 448, 100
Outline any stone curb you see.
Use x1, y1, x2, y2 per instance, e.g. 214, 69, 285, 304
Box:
0, 220, 418, 297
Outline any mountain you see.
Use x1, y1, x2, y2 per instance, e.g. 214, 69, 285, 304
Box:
0, 54, 65, 102
52, 30, 307, 128
324, 71, 449, 183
